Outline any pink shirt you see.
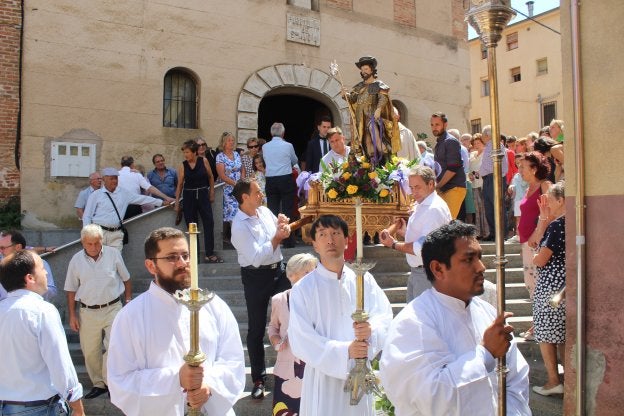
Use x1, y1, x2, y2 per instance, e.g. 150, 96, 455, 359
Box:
518, 187, 541, 243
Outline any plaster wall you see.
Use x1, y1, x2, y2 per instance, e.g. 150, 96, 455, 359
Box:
19, 0, 470, 227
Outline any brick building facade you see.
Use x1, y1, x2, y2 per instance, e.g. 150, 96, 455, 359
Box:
0, 0, 21, 203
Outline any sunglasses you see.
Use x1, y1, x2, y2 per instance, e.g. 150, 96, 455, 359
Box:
197, 143, 207, 147
247, 145, 259, 149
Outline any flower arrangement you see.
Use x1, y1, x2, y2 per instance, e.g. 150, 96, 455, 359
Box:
319, 154, 419, 202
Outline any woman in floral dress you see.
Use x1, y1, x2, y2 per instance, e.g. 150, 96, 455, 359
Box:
531, 181, 566, 396
216, 132, 245, 243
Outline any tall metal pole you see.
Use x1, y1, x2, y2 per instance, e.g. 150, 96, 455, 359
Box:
571, 0, 586, 413
465, 2, 515, 415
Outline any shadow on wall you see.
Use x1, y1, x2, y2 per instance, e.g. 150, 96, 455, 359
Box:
41, 185, 224, 321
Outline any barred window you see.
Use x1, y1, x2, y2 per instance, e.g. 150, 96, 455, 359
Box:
163, 69, 198, 129
470, 119, 482, 135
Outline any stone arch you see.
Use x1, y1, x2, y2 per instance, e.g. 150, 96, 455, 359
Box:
236, 64, 351, 144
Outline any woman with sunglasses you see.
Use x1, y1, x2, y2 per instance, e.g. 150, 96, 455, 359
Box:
241, 138, 260, 179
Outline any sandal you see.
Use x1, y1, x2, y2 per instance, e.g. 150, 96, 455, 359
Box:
205, 255, 224, 263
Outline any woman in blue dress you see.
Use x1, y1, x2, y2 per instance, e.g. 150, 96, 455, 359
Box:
216, 132, 245, 243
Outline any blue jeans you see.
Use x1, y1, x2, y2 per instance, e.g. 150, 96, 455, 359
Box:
0, 399, 67, 415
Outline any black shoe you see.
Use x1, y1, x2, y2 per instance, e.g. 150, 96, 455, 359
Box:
251, 380, 265, 400
84, 386, 108, 399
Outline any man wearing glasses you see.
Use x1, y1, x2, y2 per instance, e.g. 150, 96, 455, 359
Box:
64, 224, 131, 400
107, 227, 245, 415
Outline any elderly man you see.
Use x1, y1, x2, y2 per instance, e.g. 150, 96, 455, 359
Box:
379, 166, 451, 302
74, 172, 102, 219
0, 251, 85, 415
305, 116, 332, 173
263, 122, 299, 248
231, 178, 292, 399
0, 230, 57, 301
108, 227, 245, 415
380, 221, 530, 415
83, 167, 170, 250
119, 156, 174, 218
147, 154, 178, 198
321, 126, 350, 168
64, 224, 131, 399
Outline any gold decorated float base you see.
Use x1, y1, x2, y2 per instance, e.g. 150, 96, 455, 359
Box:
298, 182, 411, 242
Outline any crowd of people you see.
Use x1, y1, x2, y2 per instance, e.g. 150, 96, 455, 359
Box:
1, 49, 568, 412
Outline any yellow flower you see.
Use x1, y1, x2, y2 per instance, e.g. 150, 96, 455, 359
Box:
392, 156, 400, 164
342, 172, 352, 180
361, 162, 371, 169
368, 171, 378, 179
327, 189, 338, 199
346, 185, 359, 195
341, 162, 349, 170
379, 188, 389, 198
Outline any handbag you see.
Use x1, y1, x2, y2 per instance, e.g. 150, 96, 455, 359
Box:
105, 192, 129, 245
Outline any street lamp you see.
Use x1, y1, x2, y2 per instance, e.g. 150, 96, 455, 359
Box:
465, 1, 516, 416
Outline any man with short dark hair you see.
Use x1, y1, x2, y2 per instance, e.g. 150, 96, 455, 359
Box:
0, 250, 85, 415
289, 214, 392, 415
379, 221, 530, 415
0, 230, 57, 301
119, 156, 174, 218
65, 224, 131, 399
305, 116, 332, 173
379, 166, 451, 302
230, 178, 292, 399
431, 112, 466, 219
107, 227, 245, 415
147, 154, 178, 198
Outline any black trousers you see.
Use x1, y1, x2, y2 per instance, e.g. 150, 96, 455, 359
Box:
482, 173, 508, 236
266, 174, 296, 245
182, 188, 215, 256
241, 265, 291, 382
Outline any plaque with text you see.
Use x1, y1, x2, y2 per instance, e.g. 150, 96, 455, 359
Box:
286, 13, 320, 46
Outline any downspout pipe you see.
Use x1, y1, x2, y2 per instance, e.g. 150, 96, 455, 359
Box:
570, 0, 586, 414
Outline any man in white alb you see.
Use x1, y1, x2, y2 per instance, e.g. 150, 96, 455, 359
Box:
107, 227, 245, 415
288, 214, 393, 416
379, 221, 530, 415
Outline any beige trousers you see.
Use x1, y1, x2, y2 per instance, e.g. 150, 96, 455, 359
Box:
79, 301, 121, 388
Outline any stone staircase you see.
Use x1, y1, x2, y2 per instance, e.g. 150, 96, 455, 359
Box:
74, 242, 562, 415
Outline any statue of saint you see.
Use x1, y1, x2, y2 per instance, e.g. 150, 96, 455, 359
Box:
344, 56, 400, 165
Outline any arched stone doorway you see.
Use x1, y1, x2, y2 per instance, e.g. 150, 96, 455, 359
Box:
236, 64, 351, 158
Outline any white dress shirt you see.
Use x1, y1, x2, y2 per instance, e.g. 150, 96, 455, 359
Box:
118, 166, 152, 195
231, 206, 283, 267
0, 289, 83, 402
108, 282, 245, 416
262, 136, 298, 177
321, 145, 351, 168
64, 246, 130, 305
379, 288, 531, 416
288, 263, 393, 416
82, 187, 163, 227
404, 191, 452, 267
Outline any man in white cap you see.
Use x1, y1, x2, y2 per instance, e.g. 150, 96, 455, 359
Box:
82, 167, 171, 250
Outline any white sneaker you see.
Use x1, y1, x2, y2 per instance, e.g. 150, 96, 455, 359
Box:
532, 384, 564, 396
505, 235, 520, 243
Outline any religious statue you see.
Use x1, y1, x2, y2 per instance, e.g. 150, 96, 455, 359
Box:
344, 56, 400, 166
